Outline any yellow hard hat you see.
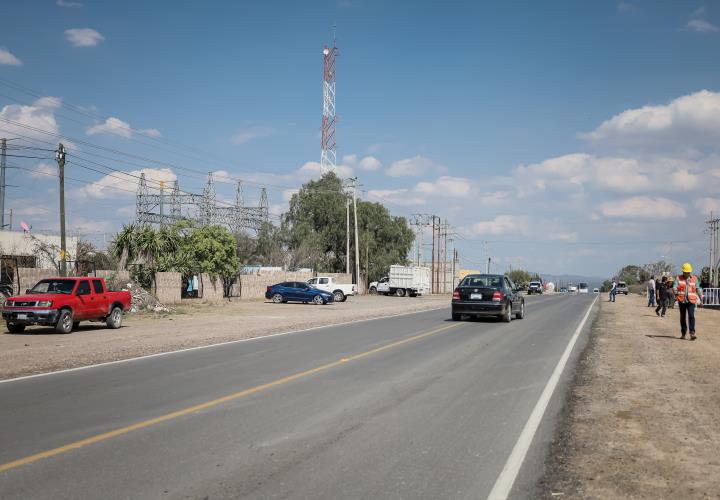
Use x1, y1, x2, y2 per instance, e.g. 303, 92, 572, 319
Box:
681, 262, 693, 273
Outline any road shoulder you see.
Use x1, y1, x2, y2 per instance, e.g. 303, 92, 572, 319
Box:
538, 294, 720, 499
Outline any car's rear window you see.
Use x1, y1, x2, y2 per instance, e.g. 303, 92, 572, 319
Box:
460, 276, 502, 288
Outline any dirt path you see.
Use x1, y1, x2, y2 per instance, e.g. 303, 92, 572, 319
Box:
540, 294, 720, 499
0, 295, 449, 380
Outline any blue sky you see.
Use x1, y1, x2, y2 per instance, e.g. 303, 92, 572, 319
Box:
1, 0, 720, 276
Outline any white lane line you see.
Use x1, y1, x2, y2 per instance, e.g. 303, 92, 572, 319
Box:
486, 295, 598, 500
0, 305, 447, 385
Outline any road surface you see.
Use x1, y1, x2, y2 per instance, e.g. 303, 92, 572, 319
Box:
0, 293, 597, 499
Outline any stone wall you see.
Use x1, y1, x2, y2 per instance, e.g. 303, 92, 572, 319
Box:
199, 274, 225, 303
239, 271, 314, 300
153, 272, 182, 304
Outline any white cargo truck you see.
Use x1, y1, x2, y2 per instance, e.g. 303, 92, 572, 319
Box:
368, 265, 431, 297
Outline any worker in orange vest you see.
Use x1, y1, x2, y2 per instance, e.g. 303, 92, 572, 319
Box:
673, 262, 704, 340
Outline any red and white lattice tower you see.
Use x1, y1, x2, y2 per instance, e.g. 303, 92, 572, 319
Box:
320, 35, 337, 175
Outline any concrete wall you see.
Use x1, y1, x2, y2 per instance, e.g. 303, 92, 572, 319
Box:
199, 274, 225, 303
95, 270, 131, 290
153, 272, 182, 304
239, 271, 314, 300
17, 268, 57, 295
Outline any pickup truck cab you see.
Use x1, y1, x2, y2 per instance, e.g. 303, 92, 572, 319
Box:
2, 277, 131, 334
307, 276, 356, 302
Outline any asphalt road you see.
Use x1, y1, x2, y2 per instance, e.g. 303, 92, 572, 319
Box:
0, 293, 597, 500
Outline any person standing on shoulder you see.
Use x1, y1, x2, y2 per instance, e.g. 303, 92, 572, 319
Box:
673, 263, 703, 340
609, 280, 617, 302
647, 275, 656, 307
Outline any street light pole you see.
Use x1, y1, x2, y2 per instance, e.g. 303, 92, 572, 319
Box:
56, 143, 67, 276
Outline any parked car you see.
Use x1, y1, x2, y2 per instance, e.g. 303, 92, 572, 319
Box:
568, 284, 578, 293
559, 287, 568, 293
307, 276, 356, 302
616, 281, 629, 295
527, 281, 543, 295
451, 273, 524, 322
369, 265, 430, 297
265, 281, 334, 305
578, 282, 589, 294
2, 277, 131, 334
593, 288, 600, 293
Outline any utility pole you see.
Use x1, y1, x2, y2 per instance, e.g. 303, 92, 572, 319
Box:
708, 212, 720, 287
346, 196, 350, 274
352, 179, 361, 294
449, 237, 455, 289
431, 216, 436, 294
442, 220, 448, 293
56, 143, 67, 276
436, 218, 441, 293
0, 138, 6, 230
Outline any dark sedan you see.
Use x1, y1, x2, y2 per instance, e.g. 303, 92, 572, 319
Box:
451, 273, 524, 322
265, 281, 334, 305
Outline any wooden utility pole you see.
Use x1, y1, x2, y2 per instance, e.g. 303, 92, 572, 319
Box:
442, 219, 448, 293
346, 196, 350, 275
56, 143, 67, 276
436, 217, 441, 293
0, 138, 6, 230
352, 178, 360, 294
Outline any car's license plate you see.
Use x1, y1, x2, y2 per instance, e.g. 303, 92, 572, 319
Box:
470, 293, 482, 300
16, 314, 27, 320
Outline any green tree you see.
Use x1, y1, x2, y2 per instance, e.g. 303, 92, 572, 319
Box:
187, 225, 239, 279
506, 269, 532, 289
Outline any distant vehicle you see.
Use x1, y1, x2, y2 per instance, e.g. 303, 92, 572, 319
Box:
2, 277, 131, 334
616, 282, 629, 295
527, 281, 543, 295
578, 282, 589, 293
559, 287, 568, 293
568, 284, 578, 293
451, 273, 524, 322
369, 265, 430, 297
307, 276, 356, 302
266, 282, 334, 305
593, 288, 600, 293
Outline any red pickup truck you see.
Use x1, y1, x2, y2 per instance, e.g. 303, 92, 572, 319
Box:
2, 277, 131, 334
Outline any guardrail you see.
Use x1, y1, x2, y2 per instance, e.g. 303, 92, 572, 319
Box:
703, 288, 720, 306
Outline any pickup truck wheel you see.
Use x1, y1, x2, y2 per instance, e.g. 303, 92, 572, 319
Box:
271, 293, 283, 304
369, 287, 377, 295
56, 309, 74, 334
313, 295, 324, 305
395, 288, 406, 297
333, 290, 345, 302
7, 322, 25, 333
106, 307, 123, 329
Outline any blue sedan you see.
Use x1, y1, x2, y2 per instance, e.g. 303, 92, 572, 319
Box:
265, 281, 334, 305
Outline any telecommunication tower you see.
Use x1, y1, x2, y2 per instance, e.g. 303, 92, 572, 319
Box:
320, 33, 337, 175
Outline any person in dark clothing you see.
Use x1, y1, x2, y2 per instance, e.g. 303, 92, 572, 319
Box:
655, 277, 672, 317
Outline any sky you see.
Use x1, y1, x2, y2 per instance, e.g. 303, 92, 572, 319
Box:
1, 0, 720, 277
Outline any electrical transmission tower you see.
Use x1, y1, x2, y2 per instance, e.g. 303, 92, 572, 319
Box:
708, 212, 720, 287
135, 172, 269, 233
410, 214, 432, 266
320, 32, 337, 175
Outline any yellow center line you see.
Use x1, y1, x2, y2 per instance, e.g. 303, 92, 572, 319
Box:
0, 322, 461, 474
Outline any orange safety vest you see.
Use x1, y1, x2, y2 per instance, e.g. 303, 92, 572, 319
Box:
675, 275, 698, 304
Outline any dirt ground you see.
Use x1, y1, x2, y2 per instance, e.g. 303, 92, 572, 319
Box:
540, 293, 720, 499
0, 294, 449, 380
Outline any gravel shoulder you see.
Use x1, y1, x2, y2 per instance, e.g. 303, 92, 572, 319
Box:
0, 295, 449, 380
539, 293, 720, 499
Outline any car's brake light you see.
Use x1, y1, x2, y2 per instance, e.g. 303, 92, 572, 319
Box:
492, 291, 503, 302
452, 289, 460, 300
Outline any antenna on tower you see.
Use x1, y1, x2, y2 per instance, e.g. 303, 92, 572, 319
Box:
320, 29, 337, 176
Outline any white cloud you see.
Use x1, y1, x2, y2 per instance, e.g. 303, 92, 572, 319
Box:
695, 197, 720, 215
86, 116, 161, 139
470, 215, 530, 236
57, 0, 83, 6
0, 96, 62, 142
366, 189, 425, 206
76, 168, 176, 199
65, 28, 105, 47
580, 90, 720, 150
359, 156, 382, 171
414, 176, 471, 197
231, 126, 274, 144
30, 163, 57, 179
600, 196, 687, 219
686, 19, 719, 33
298, 161, 353, 179
342, 154, 358, 166
282, 189, 299, 202
670, 169, 700, 191
386, 155, 445, 177
0, 48, 22, 66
